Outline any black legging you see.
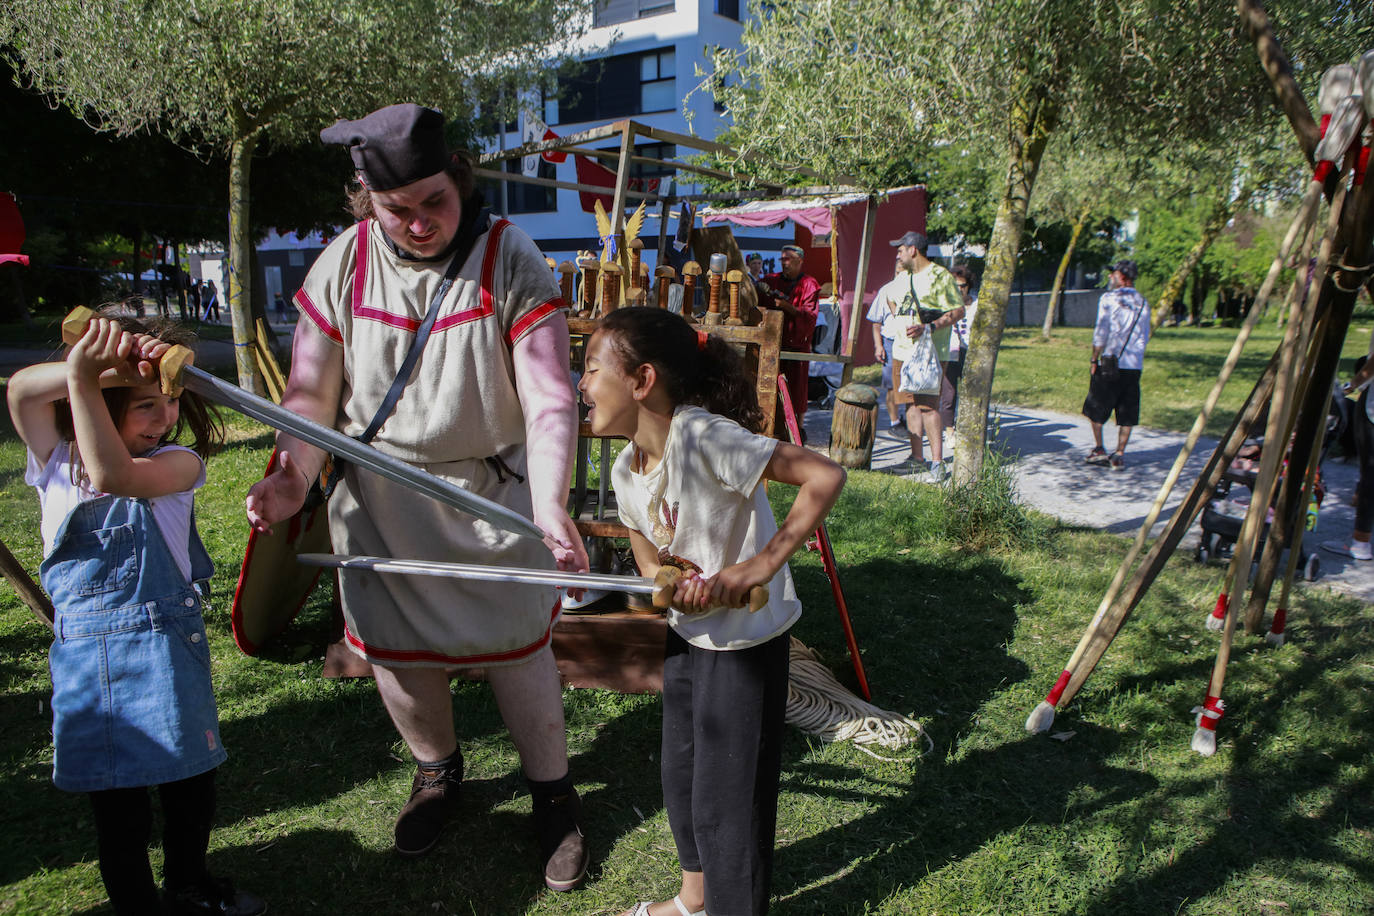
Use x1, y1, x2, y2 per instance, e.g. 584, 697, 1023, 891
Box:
88, 769, 216, 914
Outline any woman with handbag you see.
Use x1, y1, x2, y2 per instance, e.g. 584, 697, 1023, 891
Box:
1083, 260, 1150, 471
887, 231, 965, 483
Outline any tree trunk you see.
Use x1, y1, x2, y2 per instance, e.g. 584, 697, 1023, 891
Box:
227, 131, 263, 393
953, 88, 1058, 484
1150, 186, 1253, 329
1041, 202, 1090, 341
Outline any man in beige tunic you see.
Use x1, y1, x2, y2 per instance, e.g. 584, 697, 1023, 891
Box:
245, 104, 590, 891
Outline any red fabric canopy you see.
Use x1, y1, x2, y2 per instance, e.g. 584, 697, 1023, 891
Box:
703, 186, 926, 365
0, 192, 27, 266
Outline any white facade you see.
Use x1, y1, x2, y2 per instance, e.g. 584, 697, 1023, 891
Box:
482, 0, 792, 268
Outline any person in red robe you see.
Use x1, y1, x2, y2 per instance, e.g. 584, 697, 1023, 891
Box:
757, 244, 820, 435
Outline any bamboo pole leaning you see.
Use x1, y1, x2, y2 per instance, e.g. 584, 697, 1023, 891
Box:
1265, 443, 1324, 647
1191, 266, 1322, 756
1024, 192, 1319, 734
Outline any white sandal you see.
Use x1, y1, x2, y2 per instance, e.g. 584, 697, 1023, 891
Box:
629, 896, 704, 916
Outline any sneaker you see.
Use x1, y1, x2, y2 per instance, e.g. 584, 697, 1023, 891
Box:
394, 756, 463, 857
1109, 453, 1125, 471
1320, 539, 1372, 560
925, 461, 948, 484
164, 875, 266, 916
533, 788, 589, 892
1085, 447, 1109, 466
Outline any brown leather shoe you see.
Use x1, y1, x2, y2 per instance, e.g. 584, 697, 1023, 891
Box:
534, 788, 588, 891
394, 759, 461, 857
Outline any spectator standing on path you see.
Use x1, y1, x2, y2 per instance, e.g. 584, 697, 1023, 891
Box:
244, 103, 590, 891
939, 265, 978, 429
1323, 349, 1374, 561
201, 281, 220, 323
887, 230, 964, 484
746, 252, 764, 282
758, 244, 820, 433
867, 258, 907, 431
1083, 260, 1150, 471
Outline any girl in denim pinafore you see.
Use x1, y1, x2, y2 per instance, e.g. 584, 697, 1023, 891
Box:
10, 312, 265, 916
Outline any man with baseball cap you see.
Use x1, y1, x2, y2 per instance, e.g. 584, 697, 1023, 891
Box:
246, 103, 590, 890
885, 230, 964, 483
1083, 259, 1150, 470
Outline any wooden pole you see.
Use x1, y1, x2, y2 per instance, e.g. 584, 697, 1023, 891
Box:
655, 266, 675, 310
725, 269, 744, 325
842, 196, 879, 385
0, 537, 54, 630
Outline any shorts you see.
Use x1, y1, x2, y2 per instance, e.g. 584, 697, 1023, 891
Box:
891, 356, 941, 408
1082, 368, 1142, 427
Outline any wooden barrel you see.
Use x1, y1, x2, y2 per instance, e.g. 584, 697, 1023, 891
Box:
830, 383, 878, 469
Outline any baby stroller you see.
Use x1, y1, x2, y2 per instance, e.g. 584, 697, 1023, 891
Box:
1193, 391, 1343, 581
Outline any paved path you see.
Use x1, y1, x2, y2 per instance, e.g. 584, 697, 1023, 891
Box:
803, 401, 1373, 606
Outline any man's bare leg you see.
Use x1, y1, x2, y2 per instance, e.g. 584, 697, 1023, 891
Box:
921, 408, 944, 464
373, 664, 457, 760
487, 647, 568, 781
373, 664, 462, 857
1090, 421, 1106, 451
1116, 425, 1133, 456
489, 646, 588, 892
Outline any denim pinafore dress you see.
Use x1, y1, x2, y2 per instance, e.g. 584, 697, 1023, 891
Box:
40, 494, 226, 792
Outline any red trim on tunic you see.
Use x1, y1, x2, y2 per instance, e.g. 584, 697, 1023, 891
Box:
481, 219, 511, 315
295, 289, 343, 343
342, 600, 562, 666
508, 297, 567, 346
349, 218, 505, 333
352, 220, 370, 316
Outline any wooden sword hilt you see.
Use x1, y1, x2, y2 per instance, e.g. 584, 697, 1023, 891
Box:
63, 306, 194, 398
651, 565, 768, 613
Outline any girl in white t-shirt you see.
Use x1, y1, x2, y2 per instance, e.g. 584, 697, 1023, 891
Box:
580, 308, 846, 916
8, 312, 263, 916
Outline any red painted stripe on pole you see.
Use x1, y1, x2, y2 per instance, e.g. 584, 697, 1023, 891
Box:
1211, 592, 1228, 620
1270, 607, 1288, 635
1314, 160, 1336, 183
1356, 147, 1370, 186
1198, 694, 1225, 731
1045, 669, 1072, 706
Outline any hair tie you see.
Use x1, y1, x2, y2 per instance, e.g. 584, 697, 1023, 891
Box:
696, 329, 709, 351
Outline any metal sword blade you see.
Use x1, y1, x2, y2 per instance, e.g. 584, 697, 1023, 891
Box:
297, 553, 658, 594
179, 367, 545, 542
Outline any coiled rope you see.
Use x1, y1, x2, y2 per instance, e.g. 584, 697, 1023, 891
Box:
785, 637, 930, 760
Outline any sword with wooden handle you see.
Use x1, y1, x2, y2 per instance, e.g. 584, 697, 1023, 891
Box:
62, 307, 546, 543
297, 553, 769, 612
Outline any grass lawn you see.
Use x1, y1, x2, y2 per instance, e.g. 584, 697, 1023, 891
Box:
1, 389, 1372, 915
990, 322, 1374, 437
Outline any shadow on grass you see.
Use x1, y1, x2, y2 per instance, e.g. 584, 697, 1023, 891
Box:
1075, 612, 1374, 914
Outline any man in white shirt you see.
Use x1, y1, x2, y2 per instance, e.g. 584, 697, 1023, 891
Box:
1083, 260, 1150, 470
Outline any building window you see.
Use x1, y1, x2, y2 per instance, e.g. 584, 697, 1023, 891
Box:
288, 250, 305, 267
595, 0, 673, 27
640, 49, 676, 113
557, 48, 676, 123
481, 158, 557, 214
715, 0, 739, 19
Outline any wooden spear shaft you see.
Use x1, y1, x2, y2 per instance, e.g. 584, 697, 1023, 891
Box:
1054, 353, 1283, 710
1027, 194, 1318, 730
1246, 175, 1353, 630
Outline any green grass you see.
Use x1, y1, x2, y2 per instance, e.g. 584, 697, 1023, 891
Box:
2, 387, 1373, 914
991, 324, 1372, 437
